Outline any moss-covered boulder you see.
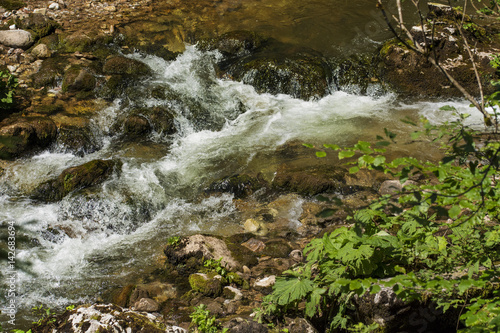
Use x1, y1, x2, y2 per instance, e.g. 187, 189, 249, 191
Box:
56, 125, 101, 157
227, 50, 332, 100
189, 272, 224, 296
0, 116, 57, 160
103, 56, 152, 77
0, 0, 24, 10
61, 66, 96, 93
31, 159, 120, 202
31, 56, 66, 89
28, 303, 184, 333
197, 30, 265, 58
15, 13, 59, 41
273, 164, 363, 196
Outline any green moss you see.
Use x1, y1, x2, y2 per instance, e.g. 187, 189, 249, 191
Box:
0, 0, 24, 11
189, 273, 223, 296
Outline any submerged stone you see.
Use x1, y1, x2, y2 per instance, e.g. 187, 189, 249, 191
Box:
206, 173, 267, 198
32, 159, 120, 202
62, 66, 96, 93
103, 55, 152, 77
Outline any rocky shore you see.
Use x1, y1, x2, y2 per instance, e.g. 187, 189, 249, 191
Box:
1, 0, 499, 332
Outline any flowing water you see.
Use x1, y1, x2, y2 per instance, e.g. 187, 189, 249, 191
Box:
0, 1, 487, 330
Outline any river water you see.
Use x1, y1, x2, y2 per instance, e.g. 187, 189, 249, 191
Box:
0, 0, 486, 330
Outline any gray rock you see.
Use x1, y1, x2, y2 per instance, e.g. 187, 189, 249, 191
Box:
287, 318, 318, 333
36, 303, 185, 332
253, 275, 276, 288
223, 286, 243, 301
31, 43, 51, 58
0, 30, 33, 49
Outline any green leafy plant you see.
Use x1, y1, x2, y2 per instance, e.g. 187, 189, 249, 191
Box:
31, 305, 56, 326
259, 113, 500, 332
203, 257, 238, 284
0, 70, 18, 109
167, 236, 181, 247
190, 304, 228, 333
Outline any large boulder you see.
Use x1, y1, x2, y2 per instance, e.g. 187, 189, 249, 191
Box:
0, 116, 57, 160
164, 234, 244, 271
0, 30, 34, 49
56, 124, 101, 157
198, 31, 332, 100
62, 66, 96, 93
103, 56, 152, 77
227, 51, 332, 100
31, 159, 120, 202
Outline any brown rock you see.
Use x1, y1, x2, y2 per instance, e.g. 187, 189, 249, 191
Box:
133, 298, 159, 312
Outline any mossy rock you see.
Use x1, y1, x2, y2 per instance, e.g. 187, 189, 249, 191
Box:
31, 56, 66, 89
0, 0, 24, 10
189, 272, 223, 296
123, 114, 151, 137
61, 66, 96, 93
197, 30, 265, 58
57, 31, 115, 55
273, 164, 358, 196
206, 173, 268, 198
103, 55, 152, 77
15, 13, 60, 41
31, 159, 121, 202
128, 41, 180, 61
228, 50, 332, 100
56, 125, 101, 157
260, 239, 292, 258
0, 116, 57, 160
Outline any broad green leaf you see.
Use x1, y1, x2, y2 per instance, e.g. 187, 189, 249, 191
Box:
439, 105, 457, 111
316, 151, 327, 158
411, 131, 422, 140
273, 276, 314, 306
339, 150, 355, 159
303, 143, 314, 148
349, 166, 360, 174
324, 144, 340, 150
373, 155, 386, 166
448, 205, 461, 219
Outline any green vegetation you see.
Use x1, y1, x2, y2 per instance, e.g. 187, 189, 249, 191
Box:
257, 112, 500, 331
31, 305, 56, 326
190, 304, 228, 333
0, 70, 18, 109
167, 236, 181, 247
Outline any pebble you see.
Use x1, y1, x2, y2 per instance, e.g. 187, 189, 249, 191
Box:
49, 2, 60, 10
104, 5, 117, 12
9, 24, 16, 30
33, 8, 48, 15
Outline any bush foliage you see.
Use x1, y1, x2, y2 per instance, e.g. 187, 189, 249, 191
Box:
257, 112, 500, 332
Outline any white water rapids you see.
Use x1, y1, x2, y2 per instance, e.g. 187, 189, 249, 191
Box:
0, 45, 486, 328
